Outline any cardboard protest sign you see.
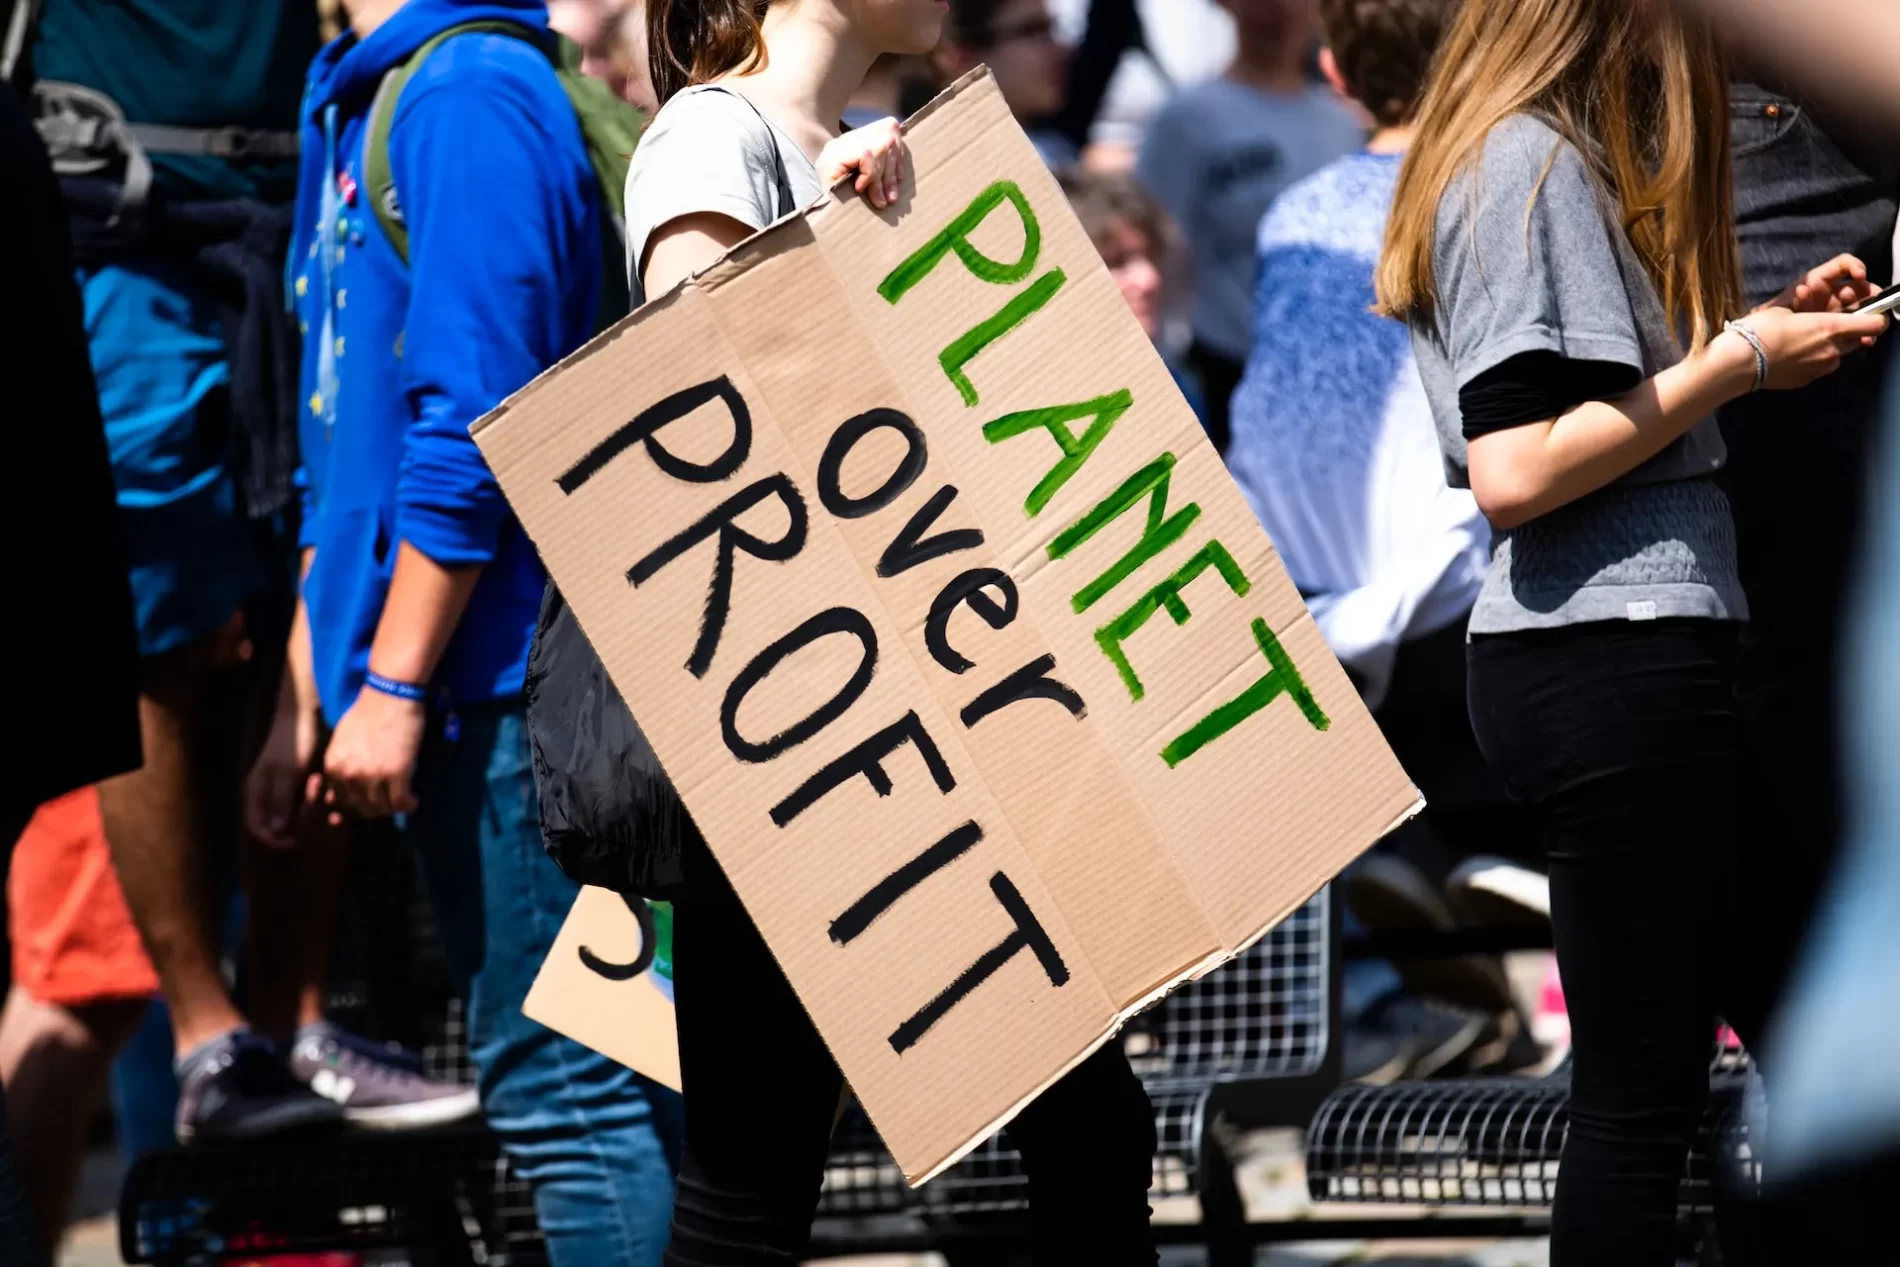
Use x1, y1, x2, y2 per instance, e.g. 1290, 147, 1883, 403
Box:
524, 889, 679, 1092
475, 68, 1419, 1183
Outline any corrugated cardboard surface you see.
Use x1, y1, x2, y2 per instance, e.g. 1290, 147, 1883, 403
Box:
523, 887, 680, 1091
478, 69, 1418, 1183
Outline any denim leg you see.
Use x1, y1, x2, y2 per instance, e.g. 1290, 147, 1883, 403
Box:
407, 703, 682, 1267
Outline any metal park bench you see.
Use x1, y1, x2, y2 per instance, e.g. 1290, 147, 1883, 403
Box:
119, 848, 1342, 1264
810, 890, 1339, 1263
1304, 1047, 1757, 1256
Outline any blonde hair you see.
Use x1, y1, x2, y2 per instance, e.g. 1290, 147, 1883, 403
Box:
1375, 0, 1742, 350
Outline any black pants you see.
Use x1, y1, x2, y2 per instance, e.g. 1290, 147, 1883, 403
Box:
664, 834, 1159, 1267
1468, 620, 1740, 1266
1375, 615, 1536, 880
1186, 340, 1242, 457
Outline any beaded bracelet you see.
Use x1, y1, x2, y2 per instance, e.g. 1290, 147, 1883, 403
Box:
1724, 319, 1768, 393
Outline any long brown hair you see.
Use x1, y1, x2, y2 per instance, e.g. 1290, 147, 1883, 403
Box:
1375, 0, 1742, 350
646, 0, 774, 104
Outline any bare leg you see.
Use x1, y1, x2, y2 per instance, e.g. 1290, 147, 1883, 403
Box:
0, 987, 147, 1259
94, 639, 245, 1057
235, 620, 352, 1042
241, 822, 352, 1040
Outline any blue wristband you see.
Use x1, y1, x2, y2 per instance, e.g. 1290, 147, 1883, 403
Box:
364, 670, 429, 702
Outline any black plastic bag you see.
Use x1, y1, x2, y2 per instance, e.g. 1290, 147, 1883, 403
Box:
524, 581, 694, 899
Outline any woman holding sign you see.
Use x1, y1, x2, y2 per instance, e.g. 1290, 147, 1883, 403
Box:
629, 2, 1160, 1263
1375, 0, 1888, 1262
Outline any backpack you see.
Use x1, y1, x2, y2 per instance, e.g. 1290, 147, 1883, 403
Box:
522, 88, 796, 899
361, 19, 645, 328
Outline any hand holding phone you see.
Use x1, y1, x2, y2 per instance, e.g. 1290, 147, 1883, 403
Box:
1847, 280, 1900, 319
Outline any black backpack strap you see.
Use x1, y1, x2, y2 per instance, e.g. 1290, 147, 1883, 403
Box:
696, 85, 795, 218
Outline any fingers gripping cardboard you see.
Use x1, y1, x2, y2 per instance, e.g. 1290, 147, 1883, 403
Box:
477, 69, 1420, 1184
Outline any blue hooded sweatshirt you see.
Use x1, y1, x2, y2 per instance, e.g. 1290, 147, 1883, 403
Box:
290, 0, 598, 724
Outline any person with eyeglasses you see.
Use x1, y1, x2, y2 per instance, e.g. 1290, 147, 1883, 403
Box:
934, 0, 1075, 165
1136, 0, 1362, 455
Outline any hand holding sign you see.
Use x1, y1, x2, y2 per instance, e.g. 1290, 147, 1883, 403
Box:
820, 116, 906, 209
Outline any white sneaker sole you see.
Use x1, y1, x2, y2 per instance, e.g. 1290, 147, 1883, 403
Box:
342, 1087, 483, 1131
1449, 859, 1552, 922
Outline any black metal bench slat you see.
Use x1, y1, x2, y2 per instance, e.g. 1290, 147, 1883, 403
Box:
814, 891, 1333, 1219
121, 887, 1337, 1263
1305, 1055, 1754, 1210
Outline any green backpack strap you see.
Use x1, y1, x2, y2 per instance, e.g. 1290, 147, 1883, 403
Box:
362, 19, 544, 266
361, 20, 646, 326
550, 33, 644, 225
548, 33, 645, 323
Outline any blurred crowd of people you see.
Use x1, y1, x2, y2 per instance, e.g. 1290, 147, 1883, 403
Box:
4, 0, 1900, 1265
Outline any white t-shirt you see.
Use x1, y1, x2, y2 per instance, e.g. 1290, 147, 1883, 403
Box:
623, 85, 826, 306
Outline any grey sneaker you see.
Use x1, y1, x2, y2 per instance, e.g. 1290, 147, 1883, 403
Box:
1346, 854, 1516, 1015
289, 1021, 481, 1131
174, 1030, 343, 1145
1446, 855, 1552, 927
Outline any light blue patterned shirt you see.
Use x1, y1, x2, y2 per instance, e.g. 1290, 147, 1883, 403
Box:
1225, 151, 1488, 707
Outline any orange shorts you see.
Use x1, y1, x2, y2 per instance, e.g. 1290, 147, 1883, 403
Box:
9, 787, 158, 1007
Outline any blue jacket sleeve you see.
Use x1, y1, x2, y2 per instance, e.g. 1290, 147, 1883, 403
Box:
387, 47, 595, 566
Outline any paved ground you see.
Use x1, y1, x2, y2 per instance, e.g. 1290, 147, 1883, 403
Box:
58, 1128, 1549, 1267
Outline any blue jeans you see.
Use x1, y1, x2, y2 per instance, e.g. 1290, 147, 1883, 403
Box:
404, 700, 683, 1267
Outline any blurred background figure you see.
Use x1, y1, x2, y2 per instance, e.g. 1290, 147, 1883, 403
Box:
1765, 366, 1900, 1248
548, 0, 658, 109
0, 63, 144, 1263
936, 0, 1074, 164
1683, 0, 1900, 122
0, 0, 354, 1145
547, 0, 607, 60
1228, 0, 1475, 718
1224, 0, 1544, 1085
273, 0, 682, 1261
1, 790, 153, 1262
606, 0, 657, 111
1048, 0, 1231, 170
1707, 75, 1900, 1267
1058, 167, 1203, 420
1135, 0, 1362, 454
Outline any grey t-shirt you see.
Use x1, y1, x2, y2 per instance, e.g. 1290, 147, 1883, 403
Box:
623, 85, 826, 306
1411, 114, 1746, 633
1137, 79, 1363, 361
